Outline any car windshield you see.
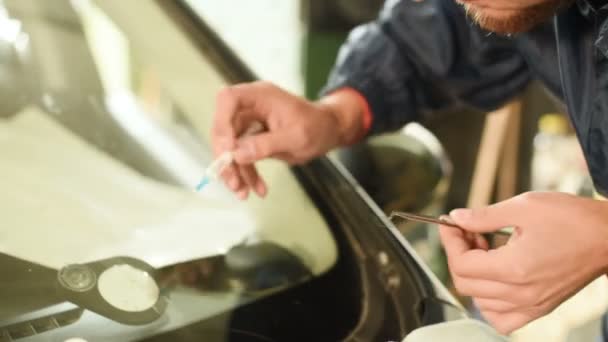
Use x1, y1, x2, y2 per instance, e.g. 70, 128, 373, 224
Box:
0, 0, 338, 339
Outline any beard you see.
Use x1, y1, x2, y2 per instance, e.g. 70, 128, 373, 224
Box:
462, 0, 574, 35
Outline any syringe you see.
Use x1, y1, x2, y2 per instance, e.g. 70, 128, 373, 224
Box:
195, 151, 235, 192
195, 122, 264, 192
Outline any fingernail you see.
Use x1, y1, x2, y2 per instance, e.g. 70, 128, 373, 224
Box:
228, 177, 239, 190
237, 189, 249, 200
439, 215, 456, 226
450, 208, 472, 221
255, 181, 267, 197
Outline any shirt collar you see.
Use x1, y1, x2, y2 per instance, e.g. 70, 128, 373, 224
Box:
578, 0, 608, 57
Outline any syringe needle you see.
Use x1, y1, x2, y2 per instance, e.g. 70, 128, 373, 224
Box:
195, 151, 234, 192
195, 177, 210, 192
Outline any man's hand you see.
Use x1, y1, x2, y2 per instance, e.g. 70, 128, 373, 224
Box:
212, 81, 367, 199
439, 192, 608, 335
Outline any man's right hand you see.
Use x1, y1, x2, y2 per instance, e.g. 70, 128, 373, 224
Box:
211, 81, 367, 199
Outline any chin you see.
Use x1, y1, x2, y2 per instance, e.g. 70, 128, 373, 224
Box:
463, 1, 570, 35
464, 5, 530, 34
477, 15, 539, 35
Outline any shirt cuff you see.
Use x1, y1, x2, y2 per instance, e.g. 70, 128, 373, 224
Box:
330, 87, 373, 143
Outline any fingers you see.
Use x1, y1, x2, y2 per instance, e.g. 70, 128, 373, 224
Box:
212, 81, 319, 197
221, 164, 242, 192
212, 82, 277, 161
213, 83, 273, 134
474, 296, 551, 316
212, 88, 247, 155
452, 272, 545, 305
211, 83, 276, 197
233, 132, 294, 164
461, 231, 489, 251
238, 164, 267, 198
451, 275, 514, 299
272, 152, 303, 165
449, 199, 519, 233
474, 233, 490, 250
474, 298, 520, 313
439, 225, 514, 282
236, 188, 249, 200
439, 225, 471, 255
217, 163, 267, 200
453, 249, 514, 282
254, 176, 268, 197
481, 310, 539, 336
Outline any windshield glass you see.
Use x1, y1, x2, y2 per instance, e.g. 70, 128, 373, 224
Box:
0, 0, 337, 339
180, 0, 305, 94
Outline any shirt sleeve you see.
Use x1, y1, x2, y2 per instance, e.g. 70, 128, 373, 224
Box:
321, 0, 531, 136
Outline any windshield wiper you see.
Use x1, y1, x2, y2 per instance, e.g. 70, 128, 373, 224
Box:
0, 241, 312, 329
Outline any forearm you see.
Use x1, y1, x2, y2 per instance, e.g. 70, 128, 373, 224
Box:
321, 0, 530, 136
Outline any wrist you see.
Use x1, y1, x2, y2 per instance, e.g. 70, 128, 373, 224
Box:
599, 201, 608, 274
318, 88, 371, 146
591, 198, 608, 274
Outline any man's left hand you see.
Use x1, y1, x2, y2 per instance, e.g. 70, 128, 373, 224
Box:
439, 191, 608, 335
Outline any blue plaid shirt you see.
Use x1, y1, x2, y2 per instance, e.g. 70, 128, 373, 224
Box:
323, 0, 608, 197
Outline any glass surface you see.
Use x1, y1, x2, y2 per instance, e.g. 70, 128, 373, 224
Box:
0, 0, 337, 340
180, 0, 306, 94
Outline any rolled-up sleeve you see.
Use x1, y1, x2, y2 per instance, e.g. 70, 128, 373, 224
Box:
321, 0, 531, 136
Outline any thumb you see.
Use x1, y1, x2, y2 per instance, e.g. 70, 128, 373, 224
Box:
450, 201, 516, 233
233, 132, 290, 164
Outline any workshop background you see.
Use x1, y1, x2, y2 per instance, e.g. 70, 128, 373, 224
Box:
199, 0, 607, 341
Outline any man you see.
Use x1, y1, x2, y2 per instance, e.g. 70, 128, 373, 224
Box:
211, 0, 608, 335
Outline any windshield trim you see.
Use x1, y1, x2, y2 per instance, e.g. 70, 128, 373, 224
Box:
328, 157, 463, 310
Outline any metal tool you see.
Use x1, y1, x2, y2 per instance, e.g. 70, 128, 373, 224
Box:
388, 211, 461, 228
389, 211, 513, 247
